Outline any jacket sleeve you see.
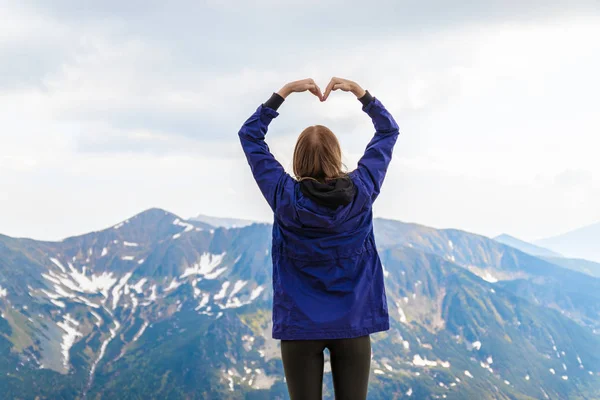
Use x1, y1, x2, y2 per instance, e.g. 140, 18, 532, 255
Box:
238, 99, 292, 212
353, 92, 400, 202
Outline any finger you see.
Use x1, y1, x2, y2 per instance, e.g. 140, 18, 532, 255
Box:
289, 79, 311, 93
308, 84, 323, 101
323, 78, 338, 100
304, 78, 315, 88
322, 82, 332, 100
308, 79, 323, 100
314, 84, 324, 101
333, 82, 352, 92
305, 83, 319, 96
305, 83, 318, 91
298, 82, 313, 92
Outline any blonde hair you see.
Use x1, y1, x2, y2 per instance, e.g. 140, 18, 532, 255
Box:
293, 125, 345, 182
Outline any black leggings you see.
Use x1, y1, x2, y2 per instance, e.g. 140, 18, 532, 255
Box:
280, 335, 371, 400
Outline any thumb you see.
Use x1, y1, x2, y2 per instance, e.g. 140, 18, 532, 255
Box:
333, 83, 351, 91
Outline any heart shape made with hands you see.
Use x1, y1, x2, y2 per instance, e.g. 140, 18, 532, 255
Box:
281, 77, 365, 102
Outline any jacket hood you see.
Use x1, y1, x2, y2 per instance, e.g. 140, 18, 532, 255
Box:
299, 176, 357, 210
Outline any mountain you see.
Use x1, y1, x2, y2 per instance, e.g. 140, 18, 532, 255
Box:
374, 218, 600, 332
189, 214, 258, 229
542, 257, 600, 279
536, 222, 600, 263
1, 210, 599, 399
493, 234, 600, 278
493, 234, 562, 258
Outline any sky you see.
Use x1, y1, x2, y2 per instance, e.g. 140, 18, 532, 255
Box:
1, 0, 599, 242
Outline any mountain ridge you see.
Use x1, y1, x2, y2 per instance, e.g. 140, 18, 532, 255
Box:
1, 209, 599, 399
494, 234, 562, 258
190, 214, 258, 229
536, 221, 600, 263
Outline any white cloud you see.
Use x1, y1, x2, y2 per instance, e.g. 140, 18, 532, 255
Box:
0, 2, 599, 241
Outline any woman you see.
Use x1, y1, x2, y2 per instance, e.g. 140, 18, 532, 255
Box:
238, 77, 400, 400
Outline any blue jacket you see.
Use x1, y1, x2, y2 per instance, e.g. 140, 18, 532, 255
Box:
238, 92, 400, 340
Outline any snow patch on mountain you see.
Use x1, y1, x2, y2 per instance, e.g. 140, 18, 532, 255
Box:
229, 280, 248, 298
195, 293, 210, 311
413, 355, 437, 367
396, 302, 407, 323
88, 318, 120, 388
180, 252, 227, 279
164, 278, 183, 292
250, 286, 264, 301
250, 368, 276, 389
133, 321, 149, 342
205, 266, 227, 279
75, 295, 100, 309
111, 272, 133, 310
480, 360, 493, 373
50, 257, 67, 273
43, 259, 118, 299
132, 278, 147, 294
214, 282, 231, 300
90, 310, 102, 327
173, 218, 195, 233
470, 341, 482, 351
51, 299, 66, 308
113, 220, 129, 229
130, 293, 139, 312
148, 285, 158, 301
57, 314, 82, 372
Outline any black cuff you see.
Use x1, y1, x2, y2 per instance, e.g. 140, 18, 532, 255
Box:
358, 90, 374, 107
264, 92, 285, 111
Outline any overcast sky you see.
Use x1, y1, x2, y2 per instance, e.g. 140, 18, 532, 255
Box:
1, 0, 599, 242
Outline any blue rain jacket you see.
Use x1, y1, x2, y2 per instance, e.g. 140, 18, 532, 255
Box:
238, 94, 400, 340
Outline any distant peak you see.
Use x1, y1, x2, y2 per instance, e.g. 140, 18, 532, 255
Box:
107, 208, 183, 232
131, 208, 179, 221
190, 214, 257, 229
494, 233, 562, 258
535, 221, 600, 263
494, 234, 517, 241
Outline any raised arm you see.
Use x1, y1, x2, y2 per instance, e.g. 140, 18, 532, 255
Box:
323, 77, 400, 202
238, 79, 323, 211
355, 91, 400, 201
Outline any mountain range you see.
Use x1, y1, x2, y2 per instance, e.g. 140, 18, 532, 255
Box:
189, 214, 257, 229
534, 222, 600, 264
1, 209, 599, 399
494, 233, 600, 279
493, 234, 562, 258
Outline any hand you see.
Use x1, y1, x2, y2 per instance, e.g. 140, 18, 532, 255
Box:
277, 78, 324, 101
322, 77, 366, 101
